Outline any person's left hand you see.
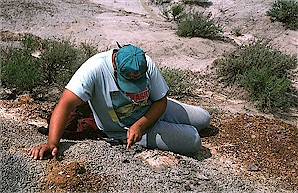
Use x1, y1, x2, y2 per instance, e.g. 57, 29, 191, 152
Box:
126, 125, 142, 148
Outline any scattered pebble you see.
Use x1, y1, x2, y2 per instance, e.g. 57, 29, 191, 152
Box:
248, 164, 260, 172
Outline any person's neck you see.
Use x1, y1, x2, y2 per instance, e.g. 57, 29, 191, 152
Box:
112, 51, 117, 70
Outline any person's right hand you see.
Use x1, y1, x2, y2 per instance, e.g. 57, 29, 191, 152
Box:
28, 144, 58, 160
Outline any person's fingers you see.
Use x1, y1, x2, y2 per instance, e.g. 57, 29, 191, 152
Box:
127, 137, 133, 148
127, 134, 134, 149
126, 129, 130, 138
127, 134, 139, 149
28, 148, 33, 155
52, 147, 58, 157
33, 147, 41, 160
29, 144, 58, 160
126, 129, 142, 148
135, 134, 141, 142
126, 130, 131, 147
39, 146, 46, 160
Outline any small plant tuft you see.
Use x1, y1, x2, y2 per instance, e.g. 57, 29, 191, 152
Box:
150, 0, 169, 5
176, 12, 223, 40
160, 67, 197, 99
233, 26, 243, 36
266, 0, 298, 30
162, 3, 185, 21
182, 0, 213, 7
170, 3, 185, 21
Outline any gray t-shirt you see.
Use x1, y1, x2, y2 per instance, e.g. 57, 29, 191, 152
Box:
66, 49, 168, 139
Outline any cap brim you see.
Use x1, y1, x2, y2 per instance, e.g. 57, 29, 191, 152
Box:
117, 73, 147, 93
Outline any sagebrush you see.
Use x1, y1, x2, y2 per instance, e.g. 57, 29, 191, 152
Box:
1, 34, 97, 91
176, 12, 223, 40
214, 41, 297, 111
266, 0, 298, 30
160, 67, 197, 99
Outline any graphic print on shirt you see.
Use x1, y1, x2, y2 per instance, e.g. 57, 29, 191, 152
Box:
109, 87, 151, 127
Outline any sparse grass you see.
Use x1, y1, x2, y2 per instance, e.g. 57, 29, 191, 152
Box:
182, 0, 213, 7
149, 0, 168, 5
266, 0, 298, 30
1, 34, 97, 91
207, 107, 220, 116
162, 9, 170, 20
214, 41, 298, 111
233, 26, 243, 36
162, 3, 185, 21
160, 67, 197, 99
176, 12, 223, 40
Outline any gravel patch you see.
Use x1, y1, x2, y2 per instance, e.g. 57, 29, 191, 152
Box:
1, 151, 32, 192
0, 115, 289, 192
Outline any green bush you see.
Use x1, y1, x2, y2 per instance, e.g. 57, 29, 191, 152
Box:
80, 42, 98, 59
1, 48, 43, 91
41, 39, 82, 85
171, 3, 185, 21
214, 41, 297, 111
176, 12, 223, 40
21, 34, 41, 52
56, 41, 96, 86
160, 67, 197, 98
1, 34, 98, 91
162, 3, 185, 21
240, 66, 292, 109
215, 42, 297, 84
266, 0, 298, 30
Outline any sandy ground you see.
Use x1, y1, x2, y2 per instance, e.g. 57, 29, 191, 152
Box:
0, 0, 298, 192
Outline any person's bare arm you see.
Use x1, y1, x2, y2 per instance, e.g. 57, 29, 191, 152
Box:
29, 89, 83, 160
126, 96, 167, 148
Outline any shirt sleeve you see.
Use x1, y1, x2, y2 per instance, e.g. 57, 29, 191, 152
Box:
65, 55, 99, 102
146, 55, 169, 101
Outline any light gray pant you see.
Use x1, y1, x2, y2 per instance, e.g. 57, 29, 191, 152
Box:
137, 98, 210, 155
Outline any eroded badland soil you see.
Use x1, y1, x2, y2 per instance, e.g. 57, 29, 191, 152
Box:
0, 0, 297, 192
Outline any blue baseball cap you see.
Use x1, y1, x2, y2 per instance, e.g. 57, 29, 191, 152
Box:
115, 45, 148, 93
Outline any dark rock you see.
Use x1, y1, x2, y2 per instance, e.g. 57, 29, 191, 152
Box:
122, 159, 130, 163
248, 164, 260, 172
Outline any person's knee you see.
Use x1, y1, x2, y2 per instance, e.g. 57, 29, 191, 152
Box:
146, 132, 202, 155
203, 109, 211, 128
187, 132, 202, 154
146, 121, 205, 155
171, 132, 202, 155
195, 109, 210, 131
